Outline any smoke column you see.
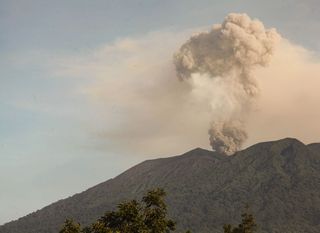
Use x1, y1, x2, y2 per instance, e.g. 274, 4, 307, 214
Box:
174, 13, 280, 155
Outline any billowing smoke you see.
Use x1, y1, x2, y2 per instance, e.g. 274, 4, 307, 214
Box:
174, 13, 280, 155
208, 121, 247, 155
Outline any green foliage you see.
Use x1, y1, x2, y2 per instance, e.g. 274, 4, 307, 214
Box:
223, 206, 257, 233
95, 188, 176, 233
100, 199, 145, 233
59, 188, 188, 233
89, 221, 114, 233
142, 189, 175, 233
59, 219, 81, 233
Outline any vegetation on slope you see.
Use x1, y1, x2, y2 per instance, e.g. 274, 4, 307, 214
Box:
59, 188, 187, 233
60, 189, 257, 233
1, 138, 319, 233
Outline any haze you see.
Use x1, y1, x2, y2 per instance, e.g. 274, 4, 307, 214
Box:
1, 0, 320, 225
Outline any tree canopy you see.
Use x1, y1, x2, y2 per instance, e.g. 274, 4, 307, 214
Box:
60, 189, 258, 233
223, 205, 257, 233
59, 188, 185, 233
59, 219, 81, 233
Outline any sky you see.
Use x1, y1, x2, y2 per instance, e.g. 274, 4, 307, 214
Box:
1, 0, 320, 224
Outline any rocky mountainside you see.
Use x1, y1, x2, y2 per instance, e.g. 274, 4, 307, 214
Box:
0, 138, 319, 233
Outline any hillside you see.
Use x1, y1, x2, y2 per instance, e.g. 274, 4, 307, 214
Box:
0, 138, 319, 233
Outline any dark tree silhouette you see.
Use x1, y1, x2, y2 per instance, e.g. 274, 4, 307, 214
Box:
59, 188, 189, 233
59, 219, 81, 233
223, 205, 257, 233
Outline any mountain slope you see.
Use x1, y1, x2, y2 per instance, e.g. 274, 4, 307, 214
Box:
0, 138, 319, 233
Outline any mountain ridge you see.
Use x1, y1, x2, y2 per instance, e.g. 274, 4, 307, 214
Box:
1, 138, 319, 233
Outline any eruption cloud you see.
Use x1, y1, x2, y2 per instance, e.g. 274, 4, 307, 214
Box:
174, 13, 280, 155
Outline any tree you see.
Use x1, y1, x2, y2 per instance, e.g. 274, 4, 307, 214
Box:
59, 188, 189, 233
89, 221, 114, 233
96, 188, 176, 233
223, 205, 257, 233
99, 199, 146, 233
59, 219, 81, 233
142, 188, 176, 233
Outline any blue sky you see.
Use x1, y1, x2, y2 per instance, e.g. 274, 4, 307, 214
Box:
1, 0, 320, 224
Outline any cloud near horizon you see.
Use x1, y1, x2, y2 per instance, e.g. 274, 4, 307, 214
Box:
58, 17, 320, 156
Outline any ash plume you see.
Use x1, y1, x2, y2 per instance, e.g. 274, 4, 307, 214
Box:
174, 13, 280, 155
208, 121, 247, 155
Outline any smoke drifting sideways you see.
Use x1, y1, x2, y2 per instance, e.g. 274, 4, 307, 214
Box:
174, 13, 281, 155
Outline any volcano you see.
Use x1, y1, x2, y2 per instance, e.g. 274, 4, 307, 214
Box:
0, 138, 319, 233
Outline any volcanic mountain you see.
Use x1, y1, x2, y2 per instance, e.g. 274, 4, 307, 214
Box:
0, 138, 319, 233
